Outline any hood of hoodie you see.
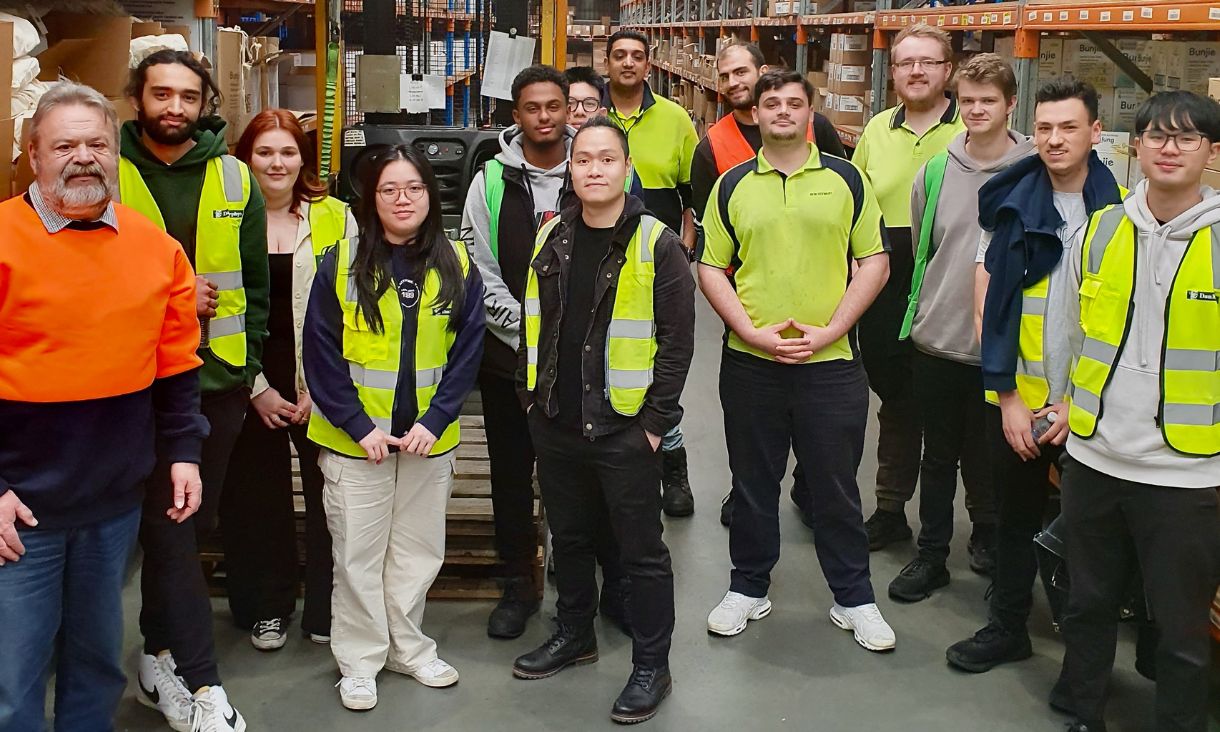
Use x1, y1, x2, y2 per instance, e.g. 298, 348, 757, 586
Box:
493, 124, 575, 218
120, 116, 230, 172
946, 130, 1035, 174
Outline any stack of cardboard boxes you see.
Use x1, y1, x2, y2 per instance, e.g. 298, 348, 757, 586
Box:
821, 32, 870, 127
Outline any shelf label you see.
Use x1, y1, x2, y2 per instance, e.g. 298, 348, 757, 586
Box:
1122, 9, 1134, 20
990, 13, 999, 23
1003, 12, 1013, 23
1043, 11, 1053, 21
952, 14, 960, 24
1059, 10, 1069, 20
1079, 10, 1089, 19
1141, 7, 1153, 18
966, 14, 975, 23
937, 15, 945, 25
1211, 7, 1220, 20
1100, 10, 1112, 20
1168, 8, 1181, 20
1028, 10, 1037, 20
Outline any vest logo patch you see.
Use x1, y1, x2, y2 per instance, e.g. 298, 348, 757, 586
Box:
1186, 290, 1219, 302
212, 210, 244, 220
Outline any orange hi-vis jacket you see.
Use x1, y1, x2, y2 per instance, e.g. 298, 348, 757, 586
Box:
0, 196, 202, 402
705, 114, 814, 175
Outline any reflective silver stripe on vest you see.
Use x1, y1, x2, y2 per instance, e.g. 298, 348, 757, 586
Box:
343, 237, 360, 302
1017, 355, 1045, 378
219, 155, 244, 203
527, 346, 538, 362
371, 416, 393, 432
1081, 337, 1118, 364
637, 216, 658, 263
524, 297, 541, 316
209, 314, 245, 338
417, 366, 445, 388
199, 270, 243, 291
1164, 348, 1220, 372
1071, 383, 1102, 416
1022, 294, 1047, 317
1163, 402, 1220, 427
607, 319, 653, 339
607, 368, 653, 389
1086, 207, 1125, 275
348, 363, 398, 390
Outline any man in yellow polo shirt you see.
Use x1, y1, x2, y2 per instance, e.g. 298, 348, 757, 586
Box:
851, 23, 965, 552
699, 70, 896, 653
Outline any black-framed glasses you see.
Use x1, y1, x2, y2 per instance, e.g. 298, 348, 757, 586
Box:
1139, 129, 1206, 152
891, 59, 949, 71
376, 183, 428, 203
568, 97, 600, 113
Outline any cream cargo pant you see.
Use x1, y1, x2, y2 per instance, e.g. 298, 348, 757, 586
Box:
320, 448, 455, 677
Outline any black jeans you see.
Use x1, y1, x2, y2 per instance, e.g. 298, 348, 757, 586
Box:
1057, 456, 1220, 732
859, 227, 923, 516
911, 351, 995, 562
983, 405, 1062, 633
480, 373, 541, 578
721, 349, 874, 607
529, 411, 673, 668
220, 397, 331, 636
139, 386, 248, 690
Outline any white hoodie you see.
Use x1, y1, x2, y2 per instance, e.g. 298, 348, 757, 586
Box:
1065, 181, 1220, 488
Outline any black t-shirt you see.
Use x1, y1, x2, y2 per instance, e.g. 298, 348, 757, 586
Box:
556, 219, 614, 428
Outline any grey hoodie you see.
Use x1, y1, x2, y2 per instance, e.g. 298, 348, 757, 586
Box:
1066, 181, 1220, 488
909, 130, 1036, 363
460, 124, 575, 351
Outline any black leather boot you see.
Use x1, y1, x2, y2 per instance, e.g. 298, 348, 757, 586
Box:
661, 447, 694, 517
599, 578, 633, 637
610, 665, 672, 724
511, 622, 598, 680
487, 576, 539, 639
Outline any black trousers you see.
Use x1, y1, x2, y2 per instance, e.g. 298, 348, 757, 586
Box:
721, 349, 874, 607
530, 411, 673, 668
139, 386, 248, 690
1057, 456, 1220, 732
219, 395, 331, 636
480, 373, 542, 578
983, 405, 1062, 633
859, 227, 923, 516
911, 351, 995, 562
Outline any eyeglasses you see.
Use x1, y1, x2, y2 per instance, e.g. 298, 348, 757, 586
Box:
891, 59, 949, 72
376, 183, 428, 202
1139, 129, 1206, 152
568, 97, 600, 113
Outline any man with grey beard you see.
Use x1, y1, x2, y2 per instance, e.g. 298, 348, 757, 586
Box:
0, 81, 207, 731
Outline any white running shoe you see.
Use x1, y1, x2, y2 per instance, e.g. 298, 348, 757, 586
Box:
250, 618, 288, 651
336, 676, 378, 711
308, 633, 331, 645
406, 658, 459, 688
188, 685, 245, 732
706, 591, 772, 636
137, 652, 193, 732
829, 602, 897, 652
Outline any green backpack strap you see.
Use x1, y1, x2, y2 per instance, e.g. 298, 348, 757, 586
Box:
483, 159, 505, 259
899, 151, 949, 341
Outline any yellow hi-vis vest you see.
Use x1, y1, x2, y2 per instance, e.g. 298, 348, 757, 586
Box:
307, 236, 470, 458
307, 196, 350, 259
118, 155, 252, 368
523, 214, 663, 416
985, 276, 1052, 409
1068, 205, 1220, 457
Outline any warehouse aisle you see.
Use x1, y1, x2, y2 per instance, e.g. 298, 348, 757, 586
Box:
114, 295, 1162, 732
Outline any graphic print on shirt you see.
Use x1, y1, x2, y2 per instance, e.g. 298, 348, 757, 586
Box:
398, 276, 421, 310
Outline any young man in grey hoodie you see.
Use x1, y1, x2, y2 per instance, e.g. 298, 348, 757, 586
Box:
889, 54, 1035, 604
1057, 90, 1220, 732
462, 65, 574, 640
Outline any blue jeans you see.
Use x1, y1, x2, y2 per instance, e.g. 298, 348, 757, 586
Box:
0, 507, 141, 732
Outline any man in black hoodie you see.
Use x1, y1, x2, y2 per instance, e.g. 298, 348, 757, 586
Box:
119, 50, 268, 732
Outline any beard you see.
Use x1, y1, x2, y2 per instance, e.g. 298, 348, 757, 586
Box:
727, 90, 754, 112
47, 162, 113, 216
766, 126, 801, 143
138, 108, 198, 146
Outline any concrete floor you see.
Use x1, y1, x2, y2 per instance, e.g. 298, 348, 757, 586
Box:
112, 296, 1178, 732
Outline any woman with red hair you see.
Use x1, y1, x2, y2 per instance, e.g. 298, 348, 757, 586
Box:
222, 109, 357, 651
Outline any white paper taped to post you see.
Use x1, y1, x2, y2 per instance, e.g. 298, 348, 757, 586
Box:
482, 31, 537, 101
400, 74, 446, 112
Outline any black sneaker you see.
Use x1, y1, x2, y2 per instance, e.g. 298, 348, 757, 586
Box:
864, 508, 912, 551
599, 578, 633, 637
512, 622, 598, 679
888, 557, 950, 602
945, 622, 1033, 672
968, 523, 997, 576
1067, 720, 1108, 732
1134, 622, 1158, 681
250, 618, 287, 651
1049, 677, 1076, 716
719, 491, 734, 528
609, 665, 672, 724
661, 447, 694, 517
488, 577, 540, 639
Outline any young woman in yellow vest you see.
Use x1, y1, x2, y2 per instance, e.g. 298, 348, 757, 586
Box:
218, 109, 357, 653
303, 144, 485, 711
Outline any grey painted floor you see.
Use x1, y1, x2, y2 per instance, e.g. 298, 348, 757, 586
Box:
112, 296, 1186, 732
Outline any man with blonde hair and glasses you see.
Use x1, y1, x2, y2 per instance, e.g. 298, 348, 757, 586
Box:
851, 24, 966, 555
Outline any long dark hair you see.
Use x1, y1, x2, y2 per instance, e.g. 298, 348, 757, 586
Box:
353, 144, 465, 334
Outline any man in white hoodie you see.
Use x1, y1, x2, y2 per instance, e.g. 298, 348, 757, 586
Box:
462, 64, 575, 640
1058, 90, 1220, 732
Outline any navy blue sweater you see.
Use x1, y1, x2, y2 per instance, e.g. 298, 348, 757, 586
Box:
304, 241, 485, 453
978, 152, 1121, 393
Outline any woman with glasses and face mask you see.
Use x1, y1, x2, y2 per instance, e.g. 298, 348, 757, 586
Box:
303, 144, 485, 711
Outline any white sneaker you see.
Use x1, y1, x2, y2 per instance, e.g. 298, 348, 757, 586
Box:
405, 657, 459, 688
706, 591, 772, 636
829, 602, 897, 652
336, 676, 378, 710
250, 618, 288, 651
187, 685, 246, 732
137, 652, 193, 732
308, 633, 331, 644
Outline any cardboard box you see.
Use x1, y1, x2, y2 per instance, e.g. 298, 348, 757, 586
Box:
1153, 41, 1220, 94
214, 27, 247, 144
1063, 39, 1115, 89
1114, 39, 1153, 89
1109, 88, 1148, 133
1096, 131, 1131, 186
1210, 77, 1220, 102
807, 71, 829, 90
36, 13, 134, 98
832, 33, 870, 52
768, 0, 797, 16
1038, 38, 1064, 80
825, 92, 866, 126
828, 62, 871, 95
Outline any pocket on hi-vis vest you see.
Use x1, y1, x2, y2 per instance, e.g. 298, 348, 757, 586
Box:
341, 312, 392, 362
1079, 276, 1125, 340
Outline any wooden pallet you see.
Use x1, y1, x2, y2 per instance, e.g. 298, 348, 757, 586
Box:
202, 398, 546, 602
